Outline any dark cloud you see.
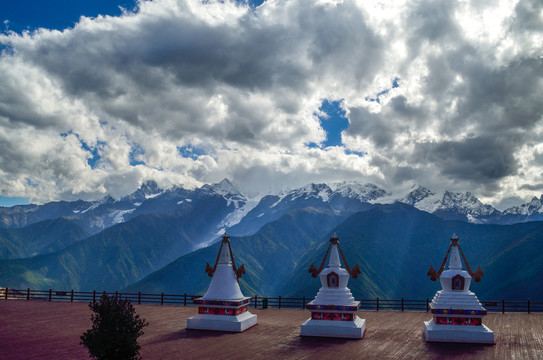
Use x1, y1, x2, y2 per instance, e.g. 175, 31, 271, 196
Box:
346, 107, 399, 149
519, 183, 543, 191
415, 136, 518, 184
512, 0, 543, 32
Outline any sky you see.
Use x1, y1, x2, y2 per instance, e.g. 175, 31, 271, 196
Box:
0, 0, 542, 209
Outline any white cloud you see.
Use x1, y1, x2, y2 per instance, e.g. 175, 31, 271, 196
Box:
0, 0, 542, 207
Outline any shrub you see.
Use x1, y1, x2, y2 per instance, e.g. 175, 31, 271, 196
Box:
80, 294, 149, 360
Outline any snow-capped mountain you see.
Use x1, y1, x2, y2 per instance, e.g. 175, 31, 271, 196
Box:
397, 185, 438, 207
0, 179, 248, 236
499, 195, 543, 224
4, 179, 543, 241
503, 195, 543, 216
330, 181, 388, 202
436, 191, 500, 221
391, 186, 500, 223
227, 182, 385, 236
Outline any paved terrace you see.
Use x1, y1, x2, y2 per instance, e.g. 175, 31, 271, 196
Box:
1, 300, 543, 359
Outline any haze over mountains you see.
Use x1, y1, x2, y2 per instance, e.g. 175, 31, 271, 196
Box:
1, 179, 543, 300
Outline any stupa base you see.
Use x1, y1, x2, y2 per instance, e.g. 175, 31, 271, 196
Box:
187, 311, 257, 332
300, 316, 365, 339
424, 319, 494, 344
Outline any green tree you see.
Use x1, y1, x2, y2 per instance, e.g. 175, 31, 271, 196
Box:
80, 294, 148, 360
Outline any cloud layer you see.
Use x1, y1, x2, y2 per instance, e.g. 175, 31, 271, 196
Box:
0, 0, 542, 207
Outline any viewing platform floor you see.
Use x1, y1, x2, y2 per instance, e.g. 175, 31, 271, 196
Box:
1, 300, 543, 359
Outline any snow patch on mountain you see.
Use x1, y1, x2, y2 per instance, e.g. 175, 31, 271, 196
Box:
81, 196, 113, 214
177, 199, 192, 205
270, 194, 287, 208
145, 192, 161, 199
218, 196, 261, 229
111, 209, 136, 224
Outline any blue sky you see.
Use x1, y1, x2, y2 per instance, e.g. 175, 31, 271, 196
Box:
0, 0, 541, 210
1, 1, 138, 34
1, 0, 266, 35
308, 100, 349, 149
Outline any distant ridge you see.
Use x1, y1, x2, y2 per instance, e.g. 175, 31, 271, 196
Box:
3, 181, 543, 300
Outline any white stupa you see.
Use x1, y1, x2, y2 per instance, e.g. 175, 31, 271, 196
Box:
424, 234, 494, 344
186, 232, 257, 332
300, 234, 366, 339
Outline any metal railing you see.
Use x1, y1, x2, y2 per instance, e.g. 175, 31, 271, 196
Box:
2, 287, 543, 313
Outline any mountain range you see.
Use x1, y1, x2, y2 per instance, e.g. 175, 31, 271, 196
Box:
1, 179, 543, 300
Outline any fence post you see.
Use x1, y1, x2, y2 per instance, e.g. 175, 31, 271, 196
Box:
502, 299, 505, 314
93, 290, 96, 303
528, 299, 531, 314
401, 298, 404, 312
184, 293, 187, 306
27, 288, 30, 301
138, 292, 141, 305
4, 287, 8, 300
377, 297, 379, 312
71, 290, 74, 302
49, 289, 52, 302
426, 298, 429, 312
161, 292, 164, 305
279, 296, 282, 309
303, 296, 306, 310
254, 295, 258, 309
115, 291, 118, 299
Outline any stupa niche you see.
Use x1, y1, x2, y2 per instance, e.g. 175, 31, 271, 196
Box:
424, 234, 494, 344
300, 234, 366, 339
186, 232, 257, 332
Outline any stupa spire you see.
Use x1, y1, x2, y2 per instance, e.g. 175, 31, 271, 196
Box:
309, 234, 361, 278
218, 233, 232, 265
205, 232, 245, 280
427, 233, 484, 282
328, 234, 341, 268
448, 234, 462, 270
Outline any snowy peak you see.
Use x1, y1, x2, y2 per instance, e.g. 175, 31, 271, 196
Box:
203, 178, 247, 208
289, 183, 332, 202
395, 185, 441, 213
438, 191, 499, 217
400, 185, 436, 206
391, 186, 499, 222
121, 180, 164, 203
139, 180, 162, 195
331, 182, 388, 202
209, 178, 243, 198
503, 195, 543, 216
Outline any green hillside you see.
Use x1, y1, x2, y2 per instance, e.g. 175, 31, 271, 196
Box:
280, 204, 543, 301
124, 208, 342, 296
0, 205, 225, 291
0, 218, 89, 259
